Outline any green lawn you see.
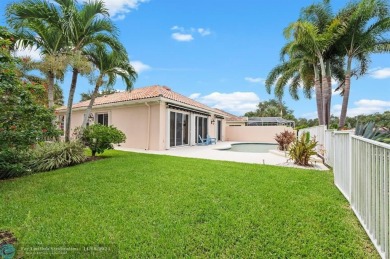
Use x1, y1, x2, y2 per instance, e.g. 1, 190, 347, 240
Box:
0, 150, 378, 258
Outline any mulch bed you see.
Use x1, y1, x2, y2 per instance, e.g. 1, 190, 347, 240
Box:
0, 230, 17, 246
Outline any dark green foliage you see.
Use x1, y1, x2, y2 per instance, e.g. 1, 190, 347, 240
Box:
77, 124, 126, 156
288, 132, 317, 166
30, 141, 86, 172
274, 130, 296, 151
0, 148, 32, 179
0, 33, 60, 179
355, 122, 390, 144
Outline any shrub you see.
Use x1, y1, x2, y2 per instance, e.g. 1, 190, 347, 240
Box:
288, 132, 317, 166
30, 141, 86, 172
274, 130, 296, 151
0, 148, 32, 179
77, 124, 126, 157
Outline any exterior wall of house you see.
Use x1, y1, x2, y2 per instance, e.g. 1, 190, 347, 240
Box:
225, 125, 293, 143
59, 101, 226, 151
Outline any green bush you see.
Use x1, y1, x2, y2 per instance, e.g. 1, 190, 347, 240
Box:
288, 132, 317, 166
31, 141, 86, 172
0, 148, 32, 179
274, 130, 296, 151
77, 124, 126, 157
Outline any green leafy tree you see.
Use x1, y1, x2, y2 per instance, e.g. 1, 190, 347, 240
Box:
0, 36, 59, 178
77, 124, 126, 157
244, 99, 296, 120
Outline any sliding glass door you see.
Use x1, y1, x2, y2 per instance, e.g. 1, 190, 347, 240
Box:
195, 116, 208, 143
170, 111, 189, 147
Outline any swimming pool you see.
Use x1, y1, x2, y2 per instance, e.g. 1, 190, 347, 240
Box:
221, 143, 278, 153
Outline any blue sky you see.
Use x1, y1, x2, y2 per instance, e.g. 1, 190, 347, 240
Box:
1, 0, 389, 118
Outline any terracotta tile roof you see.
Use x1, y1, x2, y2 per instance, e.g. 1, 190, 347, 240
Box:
214, 109, 247, 122
57, 85, 221, 114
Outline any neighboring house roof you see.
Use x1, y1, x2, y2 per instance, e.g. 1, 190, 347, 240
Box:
214, 109, 247, 122
57, 85, 221, 114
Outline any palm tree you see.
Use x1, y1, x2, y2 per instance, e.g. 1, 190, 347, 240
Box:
8, 0, 121, 142
16, 56, 65, 107
7, 3, 68, 108
81, 44, 137, 128
337, 0, 390, 128
266, 1, 345, 126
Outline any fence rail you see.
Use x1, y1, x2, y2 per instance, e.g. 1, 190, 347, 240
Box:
302, 125, 390, 258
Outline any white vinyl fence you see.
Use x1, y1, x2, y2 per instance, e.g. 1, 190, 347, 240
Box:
302, 126, 390, 258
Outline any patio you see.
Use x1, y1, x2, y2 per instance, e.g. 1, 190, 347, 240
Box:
115, 142, 328, 170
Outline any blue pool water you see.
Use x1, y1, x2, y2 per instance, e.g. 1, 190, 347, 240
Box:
221, 143, 278, 153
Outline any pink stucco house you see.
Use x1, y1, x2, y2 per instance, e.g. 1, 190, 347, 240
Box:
56, 85, 229, 150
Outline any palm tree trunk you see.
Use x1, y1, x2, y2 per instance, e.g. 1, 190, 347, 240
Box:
319, 56, 330, 126
339, 57, 352, 129
326, 60, 332, 127
65, 68, 79, 142
48, 71, 55, 108
313, 65, 324, 125
81, 74, 103, 128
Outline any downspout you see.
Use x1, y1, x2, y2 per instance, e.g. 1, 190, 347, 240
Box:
145, 102, 151, 150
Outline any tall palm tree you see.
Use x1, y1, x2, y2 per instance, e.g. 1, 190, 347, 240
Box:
81, 44, 137, 128
266, 1, 345, 126
8, 0, 121, 142
337, 0, 390, 128
7, 2, 68, 108
63, 1, 121, 142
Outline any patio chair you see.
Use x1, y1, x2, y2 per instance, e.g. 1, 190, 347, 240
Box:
198, 135, 208, 145
207, 135, 217, 145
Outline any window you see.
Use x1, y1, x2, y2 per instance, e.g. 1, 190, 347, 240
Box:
58, 115, 65, 133
97, 113, 108, 126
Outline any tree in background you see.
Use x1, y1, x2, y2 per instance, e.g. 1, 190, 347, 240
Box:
16, 56, 64, 107
80, 88, 119, 102
244, 99, 296, 121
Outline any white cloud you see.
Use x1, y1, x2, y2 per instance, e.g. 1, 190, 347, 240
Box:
104, 0, 149, 20
245, 77, 265, 84
194, 92, 260, 115
189, 93, 201, 99
370, 67, 390, 79
332, 99, 390, 117
13, 45, 41, 61
197, 28, 211, 36
131, 60, 151, 73
171, 26, 211, 41
171, 32, 194, 42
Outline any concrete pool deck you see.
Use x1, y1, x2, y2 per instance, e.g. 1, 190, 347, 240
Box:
115, 142, 329, 171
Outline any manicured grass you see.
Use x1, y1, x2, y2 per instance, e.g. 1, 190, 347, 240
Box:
0, 150, 378, 258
